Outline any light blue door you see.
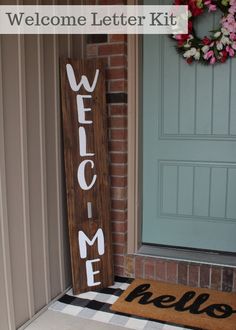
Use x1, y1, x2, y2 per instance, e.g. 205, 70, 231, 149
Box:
142, 8, 236, 253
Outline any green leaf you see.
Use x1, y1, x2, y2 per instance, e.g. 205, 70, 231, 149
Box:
196, 0, 203, 8
221, 0, 229, 6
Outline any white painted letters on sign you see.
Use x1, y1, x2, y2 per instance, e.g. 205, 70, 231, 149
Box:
77, 160, 97, 190
66, 63, 105, 288
86, 259, 101, 287
78, 229, 105, 259
66, 64, 99, 93
66, 64, 98, 191
78, 127, 94, 157
76, 95, 92, 124
78, 229, 105, 287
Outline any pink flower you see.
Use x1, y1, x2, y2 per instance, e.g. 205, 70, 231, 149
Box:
229, 0, 236, 14
229, 7, 236, 14
204, 50, 217, 64
204, 50, 214, 60
222, 14, 236, 33
204, 0, 217, 11
208, 4, 217, 11
232, 42, 236, 50
226, 45, 235, 56
230, 0, 236, 9
230, 32, 236, 40
210, 57, 216, 64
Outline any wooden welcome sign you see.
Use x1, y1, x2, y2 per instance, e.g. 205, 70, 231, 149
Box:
60, 58, 114, 294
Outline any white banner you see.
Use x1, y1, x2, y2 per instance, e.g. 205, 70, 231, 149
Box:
0, 5, 188, 34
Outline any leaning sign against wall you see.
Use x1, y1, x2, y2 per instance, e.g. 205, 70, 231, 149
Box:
60, 58, 113, 294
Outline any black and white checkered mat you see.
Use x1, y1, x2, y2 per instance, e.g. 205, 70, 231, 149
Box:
49, 277, 197, 330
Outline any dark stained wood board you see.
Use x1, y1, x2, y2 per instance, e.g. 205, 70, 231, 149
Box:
60, 58, 114, 294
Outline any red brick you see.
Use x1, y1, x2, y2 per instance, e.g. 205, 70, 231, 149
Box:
178, 263, 188, 285
109, 80, 127, 92
109, 105, 127, 116
111, 187, 127, 199
112, 232, 127, 244
156, 260, 166, 281
98, 44, 127, 56
211, 267, 222, 291
110, 129, 127, 140
109, 34, 127, 43
109, 140, 127, 152
113, 244, 125, 255
107, 68, 127, 80
110, 153, 127, 164
144, 258, 156, 280
110, 55, 127, 67
233, 269, 236, 292
114, 265, 124, 277
111, 199, 127, 210
114, 255, 124, 266
98, 57, 109, 67
111, 176, 127, 187
110, 164, 127, 176
111, 210, 127, 221
167, 261, 177, 284
200, 265, 210, 288
112, 221, 127, 233
188, 264, 199, 287
109, 117, 127, 129
222, 268, 234, 292
135, 256, 144, 279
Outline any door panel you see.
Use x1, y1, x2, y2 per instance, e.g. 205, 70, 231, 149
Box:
142, 26, 236, 252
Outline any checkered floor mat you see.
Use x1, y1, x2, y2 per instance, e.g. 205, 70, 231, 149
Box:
49, 277, 199, 330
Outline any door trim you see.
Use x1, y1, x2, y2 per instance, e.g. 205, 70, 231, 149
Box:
127, 33, 141, 254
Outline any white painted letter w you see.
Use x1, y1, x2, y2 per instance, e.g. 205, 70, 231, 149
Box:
66, 64, 99, 92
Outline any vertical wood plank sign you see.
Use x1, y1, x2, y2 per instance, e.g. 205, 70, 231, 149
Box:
60, 58, 114, 294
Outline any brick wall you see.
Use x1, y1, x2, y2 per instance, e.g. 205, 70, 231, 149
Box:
85, 0, 236, 293
87, 22, 128, 277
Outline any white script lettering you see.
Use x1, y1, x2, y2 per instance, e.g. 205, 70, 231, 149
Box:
78, 229, 105, 259
86, 259, 101, 286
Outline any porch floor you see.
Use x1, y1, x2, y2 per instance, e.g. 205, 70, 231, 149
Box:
24, 277, 190, 330
25, 309, 126, 330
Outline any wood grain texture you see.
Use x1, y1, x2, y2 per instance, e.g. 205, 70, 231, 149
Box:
60, 58, 114, 294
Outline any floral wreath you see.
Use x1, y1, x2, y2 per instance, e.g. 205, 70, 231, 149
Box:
173, 0, 236, 64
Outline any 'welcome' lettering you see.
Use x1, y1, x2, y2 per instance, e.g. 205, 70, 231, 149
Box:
66, 63, 105, 288
78, 229, 105, 259
66, 63, 99, 92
